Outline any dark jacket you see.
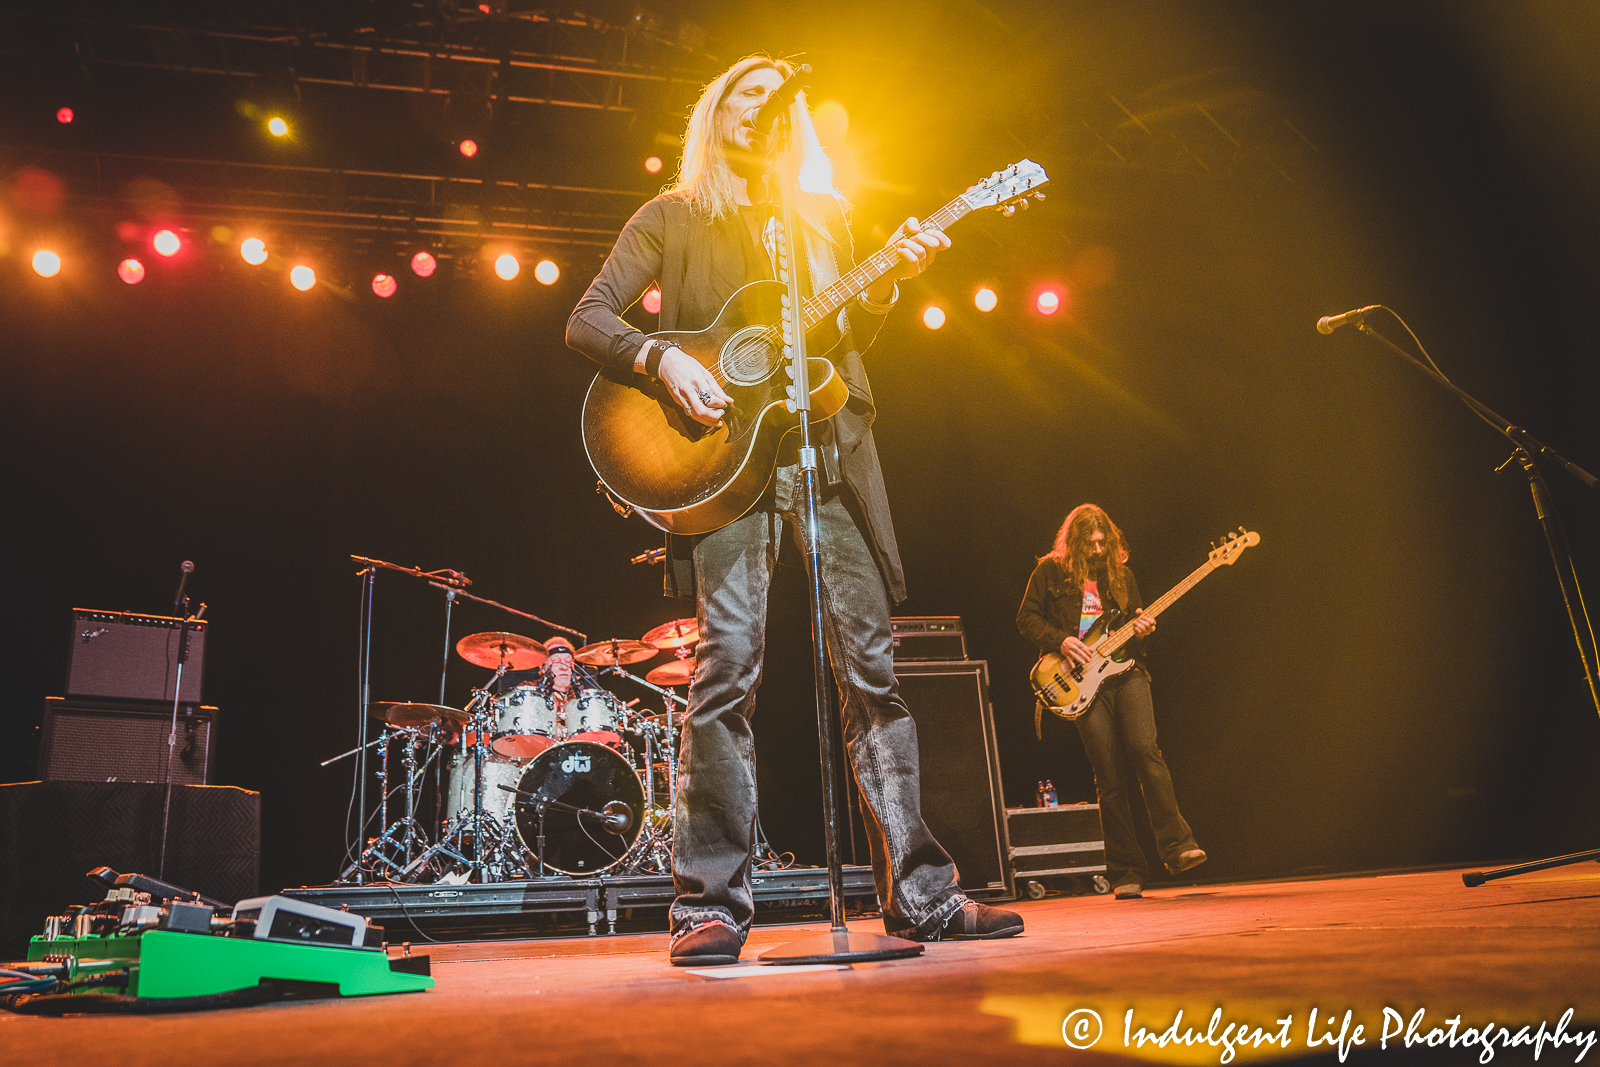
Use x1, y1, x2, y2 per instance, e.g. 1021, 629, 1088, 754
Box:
1017, 557, 1148, 665
566, 192, 907, 603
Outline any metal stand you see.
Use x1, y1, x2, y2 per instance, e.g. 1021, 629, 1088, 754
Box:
756, 75, 921, 965
1342, 317, 1599, 887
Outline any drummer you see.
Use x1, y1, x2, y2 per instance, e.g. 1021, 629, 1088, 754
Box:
486, 636, 577, 699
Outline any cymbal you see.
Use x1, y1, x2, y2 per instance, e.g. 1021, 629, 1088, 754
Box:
645, 659, 695, 686
456, 631, 547, 670
575, 639, 658, 666
369, 702, 472, 728
641, 617, 700, 649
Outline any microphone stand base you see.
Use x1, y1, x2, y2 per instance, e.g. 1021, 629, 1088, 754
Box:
758, 928, 924, 965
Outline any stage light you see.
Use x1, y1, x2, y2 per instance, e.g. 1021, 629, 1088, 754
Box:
152, 229, 181, 257
534, 259, 560, 285
974, 287, 997, 312
411, 251, 437, 278
644, 156, 663, 174
1037, 290, 1061, 315
240, 238, 268, 265
268, 117, 288, 136
372, 273, 397, 298
290, 265, 316, 291
494, 253, 520, 280
118, 258, 146, 285
56, 107, 74, 124
32, 250, 61, 277
923, 306, 946, 330
642, 287, 662, 314
459, 139, 479, 158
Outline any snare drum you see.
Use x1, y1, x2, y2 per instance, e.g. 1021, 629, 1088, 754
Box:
564, 689, 625, 749
489, 683, 561, 758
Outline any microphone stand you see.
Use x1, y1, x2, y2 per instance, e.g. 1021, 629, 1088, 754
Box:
757, 78, 922, 965
157, 591, 195, 880
1346, 320, 1600, 886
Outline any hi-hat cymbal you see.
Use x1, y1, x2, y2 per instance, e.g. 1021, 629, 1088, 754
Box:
574, 639, 658, 666
641, 617, 700, 649
369, 702, 472, 728
456, 631, 547, 670
645, 659, 695, 686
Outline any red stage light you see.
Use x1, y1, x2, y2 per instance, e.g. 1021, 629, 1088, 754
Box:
32, 250, 62, 278
152, 229, 181, 257
923, 306, 946, 330
290, 265, 316, 291
372, 273, 398, 298
534, 259, 560, 285
411, 251, 437, 278
118, 258, 146, 285
644, 156, 663, 174
56, 107, 74, 124
1036, 290, 1061, 315
642, 287, 662, 314
459, 139, 479, 158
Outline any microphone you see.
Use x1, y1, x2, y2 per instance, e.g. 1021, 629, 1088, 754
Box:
1316, 305, 1381, 335
597, 801, 633, 833
630, 547, 666, 566
752, 64, 812, 136
174, 561, 194, 611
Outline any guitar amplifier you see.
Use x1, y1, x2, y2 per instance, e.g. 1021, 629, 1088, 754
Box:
38, 697, 219, 784
67, 608, 206, 704
890, 617, 966, 661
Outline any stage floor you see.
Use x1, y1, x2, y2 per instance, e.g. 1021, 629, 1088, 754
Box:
6, 863, 1600, 1065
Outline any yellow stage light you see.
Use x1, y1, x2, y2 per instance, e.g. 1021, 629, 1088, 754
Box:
241, 238, 268, 265
32, 250, 62, 277
290, 265, 316, 291
534, 259, 560, 285
494, 253, 520, 280
268, 117, 288, 137
923, 306, 946, 330
974, 287, 997, 312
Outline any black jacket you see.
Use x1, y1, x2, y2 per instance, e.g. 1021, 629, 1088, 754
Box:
1017, 557, 1148, 665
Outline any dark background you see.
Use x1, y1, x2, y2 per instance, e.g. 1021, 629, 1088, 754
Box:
4, 0, 1598, 898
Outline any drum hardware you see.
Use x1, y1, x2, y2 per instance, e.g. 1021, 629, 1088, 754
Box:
340, 721, 445, 881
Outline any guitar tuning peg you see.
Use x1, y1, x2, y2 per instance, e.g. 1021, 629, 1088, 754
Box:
1035, 192, 1046, 200
1019, 198, 1030, 210
1001, 204, 1016, 217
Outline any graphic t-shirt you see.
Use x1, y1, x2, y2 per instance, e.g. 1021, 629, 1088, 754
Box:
1078, 579, 1103, 639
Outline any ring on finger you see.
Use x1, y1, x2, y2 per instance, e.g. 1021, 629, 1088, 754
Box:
696, 389, 713, 403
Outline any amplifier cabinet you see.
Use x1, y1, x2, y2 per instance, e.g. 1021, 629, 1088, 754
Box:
39, 697, 218, 785
890, 616, 967, 661
67, 608, 206, 704
896, 659, 1013, 900
1005, 803, 1107, 879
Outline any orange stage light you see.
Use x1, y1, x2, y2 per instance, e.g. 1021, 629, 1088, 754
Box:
922, 306, 946, 330
642, 287, 662, 314
118, 259, 146, 285
240, 238, 268, 265
152, 229, 181, 257
494, 254, 520, 280
974, 287, 997, 312
459, 139, 479, 158
290, 265, 316, 291
372, 273, 397, 298
534, 259, 560, 285
32, 250, 62, 278
644, 156, 663, 174
411, 251, 437, 278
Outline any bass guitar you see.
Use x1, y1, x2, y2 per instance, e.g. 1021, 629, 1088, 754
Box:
1030, 528, 1261, 720
581, 159, 1049, 535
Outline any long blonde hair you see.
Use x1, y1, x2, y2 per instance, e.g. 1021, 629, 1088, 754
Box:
666, 54, 847, 226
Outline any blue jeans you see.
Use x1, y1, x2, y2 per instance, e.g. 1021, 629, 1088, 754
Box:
1072, 669, 1198, 886
669, 490, 964, 942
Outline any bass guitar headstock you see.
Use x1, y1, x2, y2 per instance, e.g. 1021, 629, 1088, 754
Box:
1210, 528, 1261, 566
961, 159, 1049, 216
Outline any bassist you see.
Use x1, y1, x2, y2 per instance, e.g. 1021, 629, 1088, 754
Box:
1017, 504, 1206, 899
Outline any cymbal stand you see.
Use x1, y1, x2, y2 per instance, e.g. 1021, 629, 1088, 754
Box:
344, 727, 433, 879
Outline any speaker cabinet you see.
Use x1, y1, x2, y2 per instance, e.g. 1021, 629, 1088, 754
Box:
39, 698, 218, 784
67, 608, 207, 704
897, 659, 1014, 900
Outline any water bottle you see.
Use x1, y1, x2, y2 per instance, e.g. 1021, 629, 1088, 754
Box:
1035, 780, 1047, 808
1043, 779, 1059, 807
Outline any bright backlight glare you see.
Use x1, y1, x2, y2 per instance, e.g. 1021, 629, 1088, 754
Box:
922, 306, 946, 330
459, 139, 479, 158
290, 265, 316, 291
268, 117, 288, 136
411, 251, 437, 278
152, 229, 181, 257
644, 155, 663, 174
974, 287, 997, 312
56, 107, 74, 124
32, 250, 62, 277
372, 273, 397, 298
118, 258, 146, 285
534, 259, 560, 285
240, 238, 268, 265
494, 253, 520, 280
1037, 290, 1061, 315
642, 287, 662, 314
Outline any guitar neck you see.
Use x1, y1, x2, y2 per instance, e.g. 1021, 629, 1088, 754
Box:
1096, 557, 1224, 657
802, 194, 975, 330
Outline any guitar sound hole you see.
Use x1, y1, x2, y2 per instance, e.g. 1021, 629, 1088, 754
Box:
721, 327, 779, 385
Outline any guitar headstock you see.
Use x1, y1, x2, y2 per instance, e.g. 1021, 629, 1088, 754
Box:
1210, 527, 1261, 566
961, 159, 1049, 216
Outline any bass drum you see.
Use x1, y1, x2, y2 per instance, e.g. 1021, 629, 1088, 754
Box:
443, 752, 524, 825
512, 741, 645, 876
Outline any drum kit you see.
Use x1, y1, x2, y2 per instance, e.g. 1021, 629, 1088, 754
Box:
340, 619, 701, 884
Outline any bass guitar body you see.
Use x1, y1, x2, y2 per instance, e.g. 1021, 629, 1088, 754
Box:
581, 279, 848, 535
1029, 613, 1138, 721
